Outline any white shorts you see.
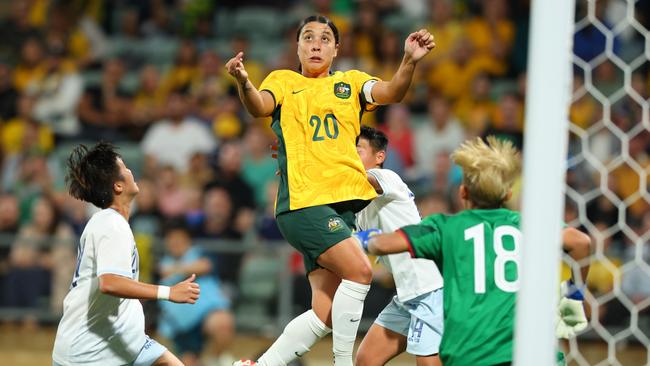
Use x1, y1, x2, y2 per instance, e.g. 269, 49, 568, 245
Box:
374, 288, 444, 356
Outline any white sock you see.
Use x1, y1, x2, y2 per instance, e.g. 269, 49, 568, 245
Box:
257, 310, 331, 366
332, 280, 371, 366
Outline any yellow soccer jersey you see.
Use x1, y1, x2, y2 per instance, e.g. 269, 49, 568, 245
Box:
260, 69, 379, 214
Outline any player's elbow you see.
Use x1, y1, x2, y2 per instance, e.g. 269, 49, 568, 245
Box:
98, 275, 117, 295
563, 228, 592, 257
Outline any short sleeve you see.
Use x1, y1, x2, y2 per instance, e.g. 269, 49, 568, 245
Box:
398, 214, 443, 264
96, 222, 135, 278
368, 169, 412, 202
259, 70, 287, 108
349, 70, 381, 109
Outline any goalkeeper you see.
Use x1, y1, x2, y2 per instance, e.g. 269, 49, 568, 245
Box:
354, 136, 591, 366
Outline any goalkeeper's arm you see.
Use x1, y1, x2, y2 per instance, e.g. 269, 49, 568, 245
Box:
561, 227, 592, 284
556, 227, 592, 338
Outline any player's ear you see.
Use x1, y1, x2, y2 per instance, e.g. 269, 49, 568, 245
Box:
459, 185, 469, 201
376, 150, 386, 166
113, 181, 123, 195
504, 190, 512, 203
334, 43, 339, 58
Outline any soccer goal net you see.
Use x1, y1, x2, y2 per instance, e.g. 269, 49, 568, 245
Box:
564, 0, 650, 365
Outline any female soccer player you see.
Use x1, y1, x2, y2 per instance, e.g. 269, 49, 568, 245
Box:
52, 142, 200, 366
226, 15, 434, 366
355, 126, 443, 366
355, 136, 591, 366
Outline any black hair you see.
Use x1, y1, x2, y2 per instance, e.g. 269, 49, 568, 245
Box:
357, 125, 389, 167
295, 15, 340, 44
66, 142, 122, 209
358, 125, 388, 152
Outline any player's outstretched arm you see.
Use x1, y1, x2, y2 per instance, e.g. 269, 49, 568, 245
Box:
561, 227, 592, 284
371, 29, 435, 105
225, 51, 275, 117
99, 273, 200, 304
354, 230, 409, 256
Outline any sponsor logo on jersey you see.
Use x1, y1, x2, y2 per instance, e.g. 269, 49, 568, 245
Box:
328, 217, 343, 232
334, 82, 351, 99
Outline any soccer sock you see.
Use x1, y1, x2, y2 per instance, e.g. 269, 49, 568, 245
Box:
331, 279, 371, 366
257, 309, 331, 366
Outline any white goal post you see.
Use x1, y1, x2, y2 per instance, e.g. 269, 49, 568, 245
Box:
514, 0, 576, 365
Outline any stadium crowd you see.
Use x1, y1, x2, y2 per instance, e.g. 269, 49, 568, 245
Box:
0, 0, 649, 362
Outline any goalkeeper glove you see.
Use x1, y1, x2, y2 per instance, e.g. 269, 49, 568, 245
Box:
352, 229, 382, 253
556, 279, 588, 339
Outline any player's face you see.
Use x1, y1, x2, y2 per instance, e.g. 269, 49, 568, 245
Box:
356, 138, 380, 170
297, 22, 338, 76
116, 157, 139, 196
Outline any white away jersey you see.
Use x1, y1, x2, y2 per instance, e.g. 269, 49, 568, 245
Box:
52, 209, 146, 365
356, 169, 443, 302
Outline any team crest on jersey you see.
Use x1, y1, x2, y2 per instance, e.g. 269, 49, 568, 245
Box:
333, 82, 351, 99
328, 217, 343, 232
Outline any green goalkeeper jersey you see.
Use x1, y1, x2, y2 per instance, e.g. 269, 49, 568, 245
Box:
400, 208, 522, 366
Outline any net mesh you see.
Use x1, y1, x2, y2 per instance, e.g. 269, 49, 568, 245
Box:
564, 0, 650, 364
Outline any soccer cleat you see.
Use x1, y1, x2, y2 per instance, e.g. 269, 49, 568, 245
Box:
233, 360, 257, 366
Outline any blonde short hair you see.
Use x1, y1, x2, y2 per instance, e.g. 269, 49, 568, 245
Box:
451, 136, 521, 208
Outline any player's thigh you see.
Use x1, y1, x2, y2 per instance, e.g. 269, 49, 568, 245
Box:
316, 237, 372, 283
415, 354, 442, 366
308, 267, 341, 326
356, 323, 407, 366
276, 205, 355, 274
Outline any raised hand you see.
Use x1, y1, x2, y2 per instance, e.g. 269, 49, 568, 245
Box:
170, 273, 200, 304
404, 29, 435, 63
225, 51, 249, 85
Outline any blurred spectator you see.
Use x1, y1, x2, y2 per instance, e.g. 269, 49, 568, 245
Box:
610, 133, 650, 219
13, 38, 46, 93
1, 94, 55, 156
241, 124, 279, 208
0, 194, 20, 234
414, 96, 464, 179
77, 59, 132, 141
482, 93, 524, 150
379, 104, 415, 169
158, 221, 234, 366
256, 181, 283, 241
141, 90, 217, 175
26, 42, 83, 140
131, 65, 166, 136
2, 153, 53, 222
181, 152, 216, 191
0, 2, 42, 64
0, 63, 18, 121
207, 141, 256, 234
569, 74, 599, 130
161, 39, 199, 95
423, 0, 463, 63
454, 73, 495, 136
463, 0, 514, 69
193, 187, 243, 285
6, 196, 75, 314
427, 36, 505, 100
156, 166, 194, 219
191, 51, 228, 122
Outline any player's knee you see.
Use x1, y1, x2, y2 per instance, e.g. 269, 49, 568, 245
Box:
355, 260, 373, 284
354, 349, 375, 366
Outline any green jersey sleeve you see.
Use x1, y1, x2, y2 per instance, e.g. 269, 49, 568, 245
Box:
398, 214, 443, 264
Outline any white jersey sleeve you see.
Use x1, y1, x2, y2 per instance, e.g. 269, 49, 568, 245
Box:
96, 219, 137, 278
367, 168, 414, 202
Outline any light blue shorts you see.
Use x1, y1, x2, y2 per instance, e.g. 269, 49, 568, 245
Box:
374, 288, 444, 356
132, 335, 168, 366
52, 336, 167, 366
